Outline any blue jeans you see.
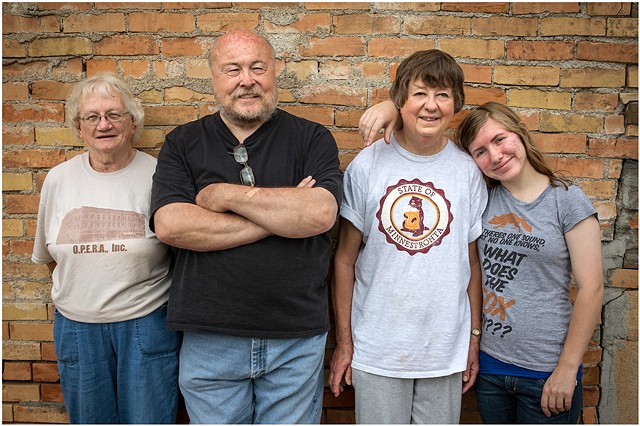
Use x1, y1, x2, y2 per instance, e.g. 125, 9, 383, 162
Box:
475, 374, 582, 424
54, 306, 181, 424
179, 330, 327, 424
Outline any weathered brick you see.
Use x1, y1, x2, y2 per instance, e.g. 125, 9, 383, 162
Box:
144, 106, 198, 126
368, 38, 435, 58
162, 37, 207, 57
301, 37, 366, 57
577, 41, 638, 64
3, 38, 26, 58
607, 18, 639, 38
335, 109, 363, 128
610, 268, 638, 288
464, 86, 506, 106
185, 58, 211, 78
264, 13, 331, 33
10, 323, 53, 342
4, 194, 42, 215
3, 82, 29, 101
494, 66, 560, 86
31, 363, 59, 382
305, 2, 369, 10
299, 86, 367, 107
3, 149, 66, 169
442, 2, 509, 13
560, 68, 626, 88
3, 219, 24, 237
532, 133, 587, 154
31, 81, 73, 101
589, 137, 638, 159
9, 240, 35, 258
507, 40, 574, 61
52, 57, 83, 78
27, 37, 91, 57
332, 130, 362, 150
86, 58, 118, 76
2, 341, 41, 361
405, 15, 470, 36
281, 106, 334, 126
2, 15, 59, 34
439, 38, 504, 59
581, 406, 598, 424
508, 89, 571, 110
578, 179, 617, 199
197, 12, 259, 32
35, 128, 79, 147
94, 35, 160, 56
575, 93, 619, 112
3, 304, 49, 322
2, 362, 32, 381
2, 61, 49, 79
473, 17, 537, 36
334, 14, 401, 35
41, 383, 64, 403
512, 2, 579, 14
375, 2, 440, 12
120, 60, 151, 79
587, 3, 632, 16
13, 404, 68, 424
541, 18, 606, 36
2, 173, 33, 192
2, 383, 40, 402
546, 157, 605, 179
63, 13, 125, 33
539, 113, 603, 134
128, 12, 194, 32
3, 103, 64, 124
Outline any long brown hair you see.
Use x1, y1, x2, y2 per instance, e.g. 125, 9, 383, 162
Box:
455, 102, 569, 189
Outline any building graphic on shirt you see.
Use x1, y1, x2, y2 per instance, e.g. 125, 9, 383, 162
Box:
376, 178, 452, 256
56, 206, 146, 244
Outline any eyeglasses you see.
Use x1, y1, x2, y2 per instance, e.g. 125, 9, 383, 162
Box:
80, 111, 131, 126
231, 144, 255, 187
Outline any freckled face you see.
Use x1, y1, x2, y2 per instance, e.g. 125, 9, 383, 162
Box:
77, 95, 135, 157
467, 118, 529, 184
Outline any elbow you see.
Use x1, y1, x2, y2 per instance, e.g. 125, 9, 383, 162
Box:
153, 212, 180, 247
313, 202, 339, 234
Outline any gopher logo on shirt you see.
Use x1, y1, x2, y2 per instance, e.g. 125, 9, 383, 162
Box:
376, 179, 453, 256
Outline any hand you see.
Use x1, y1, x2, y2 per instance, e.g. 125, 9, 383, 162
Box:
328, 343, 353, 397
359, 100, 400, 146
297, 176, 316, 188
462, 339, 479, 394
540, 366, 577, 417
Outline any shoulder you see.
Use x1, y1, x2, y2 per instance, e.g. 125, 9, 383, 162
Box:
167, 115, 214, 139
275, 109, 332, 135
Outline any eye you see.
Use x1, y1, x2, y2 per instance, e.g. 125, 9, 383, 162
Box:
106, 112, 124, 121
252, 66, 267, 74
472, 148, 486, 159
82, 114, 99, 124
224, 67, 241, 77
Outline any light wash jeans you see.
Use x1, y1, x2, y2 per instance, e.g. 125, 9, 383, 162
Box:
53, 305, 181, 423
179, 330, 327, 424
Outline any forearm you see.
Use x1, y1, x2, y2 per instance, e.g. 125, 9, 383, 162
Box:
467, 241, 483, 330
332, 262, 355, 347
153, 202, 270, 251
197, 183, 338, 238
555, 285, 604, 373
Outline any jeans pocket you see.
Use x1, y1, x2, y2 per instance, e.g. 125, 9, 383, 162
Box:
53, 310, 79, 365
134, 305, 182, 358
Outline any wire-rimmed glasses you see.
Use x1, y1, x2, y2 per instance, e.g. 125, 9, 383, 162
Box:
231, 144, 256, 187
80, 111, 131, 126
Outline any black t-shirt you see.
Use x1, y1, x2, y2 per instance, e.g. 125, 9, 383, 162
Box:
150, 110, 343, 338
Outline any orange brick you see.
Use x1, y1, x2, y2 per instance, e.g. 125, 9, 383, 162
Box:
541, 18, 606, 36
264, 13, 331, 33
532, 133, 587, 154
512, 3, 579, 14
464, 86, 506, 106
31, 81, 73, 101
62, 13, 125, 32
299, 86, 367, 107
577, 41, 638, 63
41, 343, 57, 362
10, 323, 53, 341
94, 35, 159, 56
3, 194, 40, 214
3, 82, 29, 100
604, 115, 625, 134
280, 106, 334, 126
3, 38, 26, 58
128, 12, 194, 32
2, 362, 32, 381
507, 40, 574, 61
439, 38, 504, 59
442, 2, 509, 13
473, 17, 537, 36
589, 137, 638, 159
144, 106, 198, 126
120, 60, 151, 78
2, 383, 40, 402
2, 14, 59, 33
335, 109, 364, 128
333, 130, 363, 150
582, 366, 600, 386
9, 240, 35, 257
197, 12, 259, 32
587, 2, 632, 16
41, 383, 64, 403
547, 157, 605, 179
581, 406, 598, 424
3, 103, 64, 123
305, 2, 369, 10
301, 37, 366, 57
610, 268, 638, 288
375, 2, 440, 11
575, 93, 619, 112
162, 37, 207, 57
459, 64, 492, 84
32, 362, 59, 382
582, 386, 600, 407
368, 38, 435, 58
578, 179, 617, 199
494, 66, 560, 86
3, 149, 65, 169
561, 68, 627, 88
2, 60, 48, 78
405, 15, 471, 35
334, 14, 401, 34
13, 405, 68, 424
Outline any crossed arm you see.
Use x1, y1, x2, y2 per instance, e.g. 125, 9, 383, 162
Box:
153, 176, 338, 252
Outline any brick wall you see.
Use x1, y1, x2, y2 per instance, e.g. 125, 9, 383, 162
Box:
2, 2, 637, 424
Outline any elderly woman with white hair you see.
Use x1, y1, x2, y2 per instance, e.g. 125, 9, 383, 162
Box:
32, 72, 180, 424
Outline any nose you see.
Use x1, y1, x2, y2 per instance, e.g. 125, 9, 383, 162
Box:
488, 146, 503, 164
96, 115, 113, 130
238, 69, 255, 86
422, 94, 437, 111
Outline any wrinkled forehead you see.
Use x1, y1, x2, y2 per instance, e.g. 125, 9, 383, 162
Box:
211, 32, 275, 65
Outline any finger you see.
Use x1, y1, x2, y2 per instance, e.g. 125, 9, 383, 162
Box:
345, 366, 352, 386
540, 393, 551, 417
384, 123, 394, 144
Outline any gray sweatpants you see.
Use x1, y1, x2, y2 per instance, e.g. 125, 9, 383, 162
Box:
352, 368, 462, 424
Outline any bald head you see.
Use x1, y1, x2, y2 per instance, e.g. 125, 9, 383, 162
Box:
209, 30, 276, 69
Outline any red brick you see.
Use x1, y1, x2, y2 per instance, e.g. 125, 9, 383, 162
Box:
442, 2, 509, 13
162, 37, 207, 57
587, 2, 632, 16
62, 13, 125, 32
581, 406, 598, 423
541, 18, 606, 36
299, 86, 367, 107
9, 323, 53, 341
512, 3, 579, 14
41, 383, 64, 403
334, 14, 401, 34
32, 362, 59, 382
31, 81, 73, 101
3, 149, 65, 169
507, 40, 574, 61
197, 12, 259, 32
3, 103, 64, 123
128, 12, 194, 32
577, 41, 638, 63
473, 17, 537, 36
3, 82, 29, 100
2, 61, 49, 79
610, 269, 638, 288
86, 58, 118, 75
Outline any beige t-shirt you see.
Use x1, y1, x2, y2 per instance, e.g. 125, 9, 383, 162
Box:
32, 151, 171, 323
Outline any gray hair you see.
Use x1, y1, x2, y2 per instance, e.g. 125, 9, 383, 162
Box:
65, 72, 144, 141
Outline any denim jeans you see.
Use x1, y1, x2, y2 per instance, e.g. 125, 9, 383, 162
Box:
475, 374, 582, 424
178, 330, 327, 424
53, 305, 181, 424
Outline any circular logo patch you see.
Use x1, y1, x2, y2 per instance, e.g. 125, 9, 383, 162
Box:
376, 178, 453, 255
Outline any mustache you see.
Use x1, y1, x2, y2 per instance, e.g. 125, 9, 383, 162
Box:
232, 90, 261, 99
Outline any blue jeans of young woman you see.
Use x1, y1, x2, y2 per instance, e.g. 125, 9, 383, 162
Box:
178, 330, 327, 424
53, 305, 181, 424
475, 374, 582, 424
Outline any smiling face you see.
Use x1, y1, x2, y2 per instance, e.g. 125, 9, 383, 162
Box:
77, 94, 135, 157
210, 31, 278, 128
467, 117, 529, 184
399, 79, 455, 150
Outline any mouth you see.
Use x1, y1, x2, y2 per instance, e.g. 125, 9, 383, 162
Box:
493, 157, 512, 172
235, 92, 261, 100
